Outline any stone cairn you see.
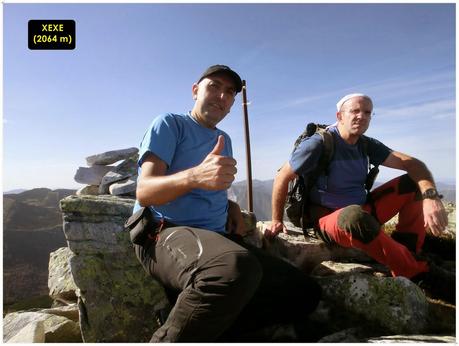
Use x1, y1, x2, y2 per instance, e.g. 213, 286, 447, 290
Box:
74, 147, 139, 197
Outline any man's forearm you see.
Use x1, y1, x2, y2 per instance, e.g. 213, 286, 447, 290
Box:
383, 151, 437, 194
271, 174, 289, 221
404, 158, 436, 193
137, 168, 196, 206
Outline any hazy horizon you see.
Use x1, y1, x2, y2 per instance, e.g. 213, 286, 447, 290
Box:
4, 177, 457, 195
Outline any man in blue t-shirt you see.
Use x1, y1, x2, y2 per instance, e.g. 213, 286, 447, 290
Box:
133, 65, 321, 342
267, 93, 454, 304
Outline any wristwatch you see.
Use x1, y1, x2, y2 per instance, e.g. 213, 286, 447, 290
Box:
421, 188, 443, 200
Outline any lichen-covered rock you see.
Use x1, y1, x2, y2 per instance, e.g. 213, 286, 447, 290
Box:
60, 194, 169, 342
63, 220, 128, 255
42, 314, 82, 342
70, 252, 168, 342
48, 247, 78, 304
86, 147, 138, 166
3, 311, 81, 343
315, 273, 428, 334
60, 194, 134, 216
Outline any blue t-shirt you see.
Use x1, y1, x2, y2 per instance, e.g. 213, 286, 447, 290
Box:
289, 126, 392, 209
134, 112, 233, 233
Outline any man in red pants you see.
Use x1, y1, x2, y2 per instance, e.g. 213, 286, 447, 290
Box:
267, 93, 454, 303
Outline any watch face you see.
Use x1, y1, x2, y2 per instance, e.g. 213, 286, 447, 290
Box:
424, 189, 438, 199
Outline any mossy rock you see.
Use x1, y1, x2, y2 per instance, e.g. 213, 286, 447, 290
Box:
70, 252, 168, 342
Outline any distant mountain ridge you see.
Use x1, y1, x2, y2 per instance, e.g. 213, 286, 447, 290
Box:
4, 188, 76, 231
3, 188, 76, 305
3, 188, 27, 194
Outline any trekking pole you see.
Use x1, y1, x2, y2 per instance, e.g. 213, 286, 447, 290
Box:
242, 80, 253, 212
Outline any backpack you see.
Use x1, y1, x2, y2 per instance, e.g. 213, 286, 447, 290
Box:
284, 123, 379, 230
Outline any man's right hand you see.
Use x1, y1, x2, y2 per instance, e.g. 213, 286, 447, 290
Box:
264, 220, 287, 239
190, 135, 237, 190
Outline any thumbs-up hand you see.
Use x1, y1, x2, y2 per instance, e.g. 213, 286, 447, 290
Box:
190, 135, 237, 191
209, 134, 225, 155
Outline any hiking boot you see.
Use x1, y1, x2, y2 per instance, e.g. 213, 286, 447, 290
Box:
411, 262, 455, 304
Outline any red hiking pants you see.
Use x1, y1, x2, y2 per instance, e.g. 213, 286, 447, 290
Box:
315, 174, 429, 278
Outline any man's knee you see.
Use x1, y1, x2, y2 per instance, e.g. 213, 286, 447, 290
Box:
337, 205, 381, 243
196, 250, 262, 296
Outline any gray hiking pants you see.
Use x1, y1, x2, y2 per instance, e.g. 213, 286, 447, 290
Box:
134, 226, 321, 342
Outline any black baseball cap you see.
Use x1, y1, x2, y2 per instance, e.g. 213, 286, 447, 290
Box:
197, 65, 243, 93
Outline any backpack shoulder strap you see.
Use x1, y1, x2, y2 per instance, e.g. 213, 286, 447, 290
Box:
315, 127, 335, 174
361, 134, 369, 158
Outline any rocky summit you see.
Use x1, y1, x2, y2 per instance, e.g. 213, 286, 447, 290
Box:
2, 195, 455, 342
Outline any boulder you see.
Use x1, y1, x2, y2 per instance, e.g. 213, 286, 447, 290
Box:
86, 147, 138, 166
74, 165, 113, 185
99, 156, 138, 194
5, 320, 45, 343
48, 247, 78, 304
315, 273, 428, 334
3, 311, 81, 343
60, 195, 169, 342
366, 335, 456, 343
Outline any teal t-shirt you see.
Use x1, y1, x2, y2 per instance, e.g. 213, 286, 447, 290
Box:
134, 112, 233, 233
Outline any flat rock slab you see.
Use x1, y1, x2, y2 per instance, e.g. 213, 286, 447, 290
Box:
60, 195, 135, 216
74, 166, 113, 185
109, 176, 137, 196
48, 247, 78, 303
3, 311, 81, 343
99, 156, 138, 194
86, 148, 138, 166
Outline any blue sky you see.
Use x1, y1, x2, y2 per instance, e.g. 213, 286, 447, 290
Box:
3, 3, 456, 191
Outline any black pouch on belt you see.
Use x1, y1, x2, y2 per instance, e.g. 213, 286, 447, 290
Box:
124, 207, 157, 245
